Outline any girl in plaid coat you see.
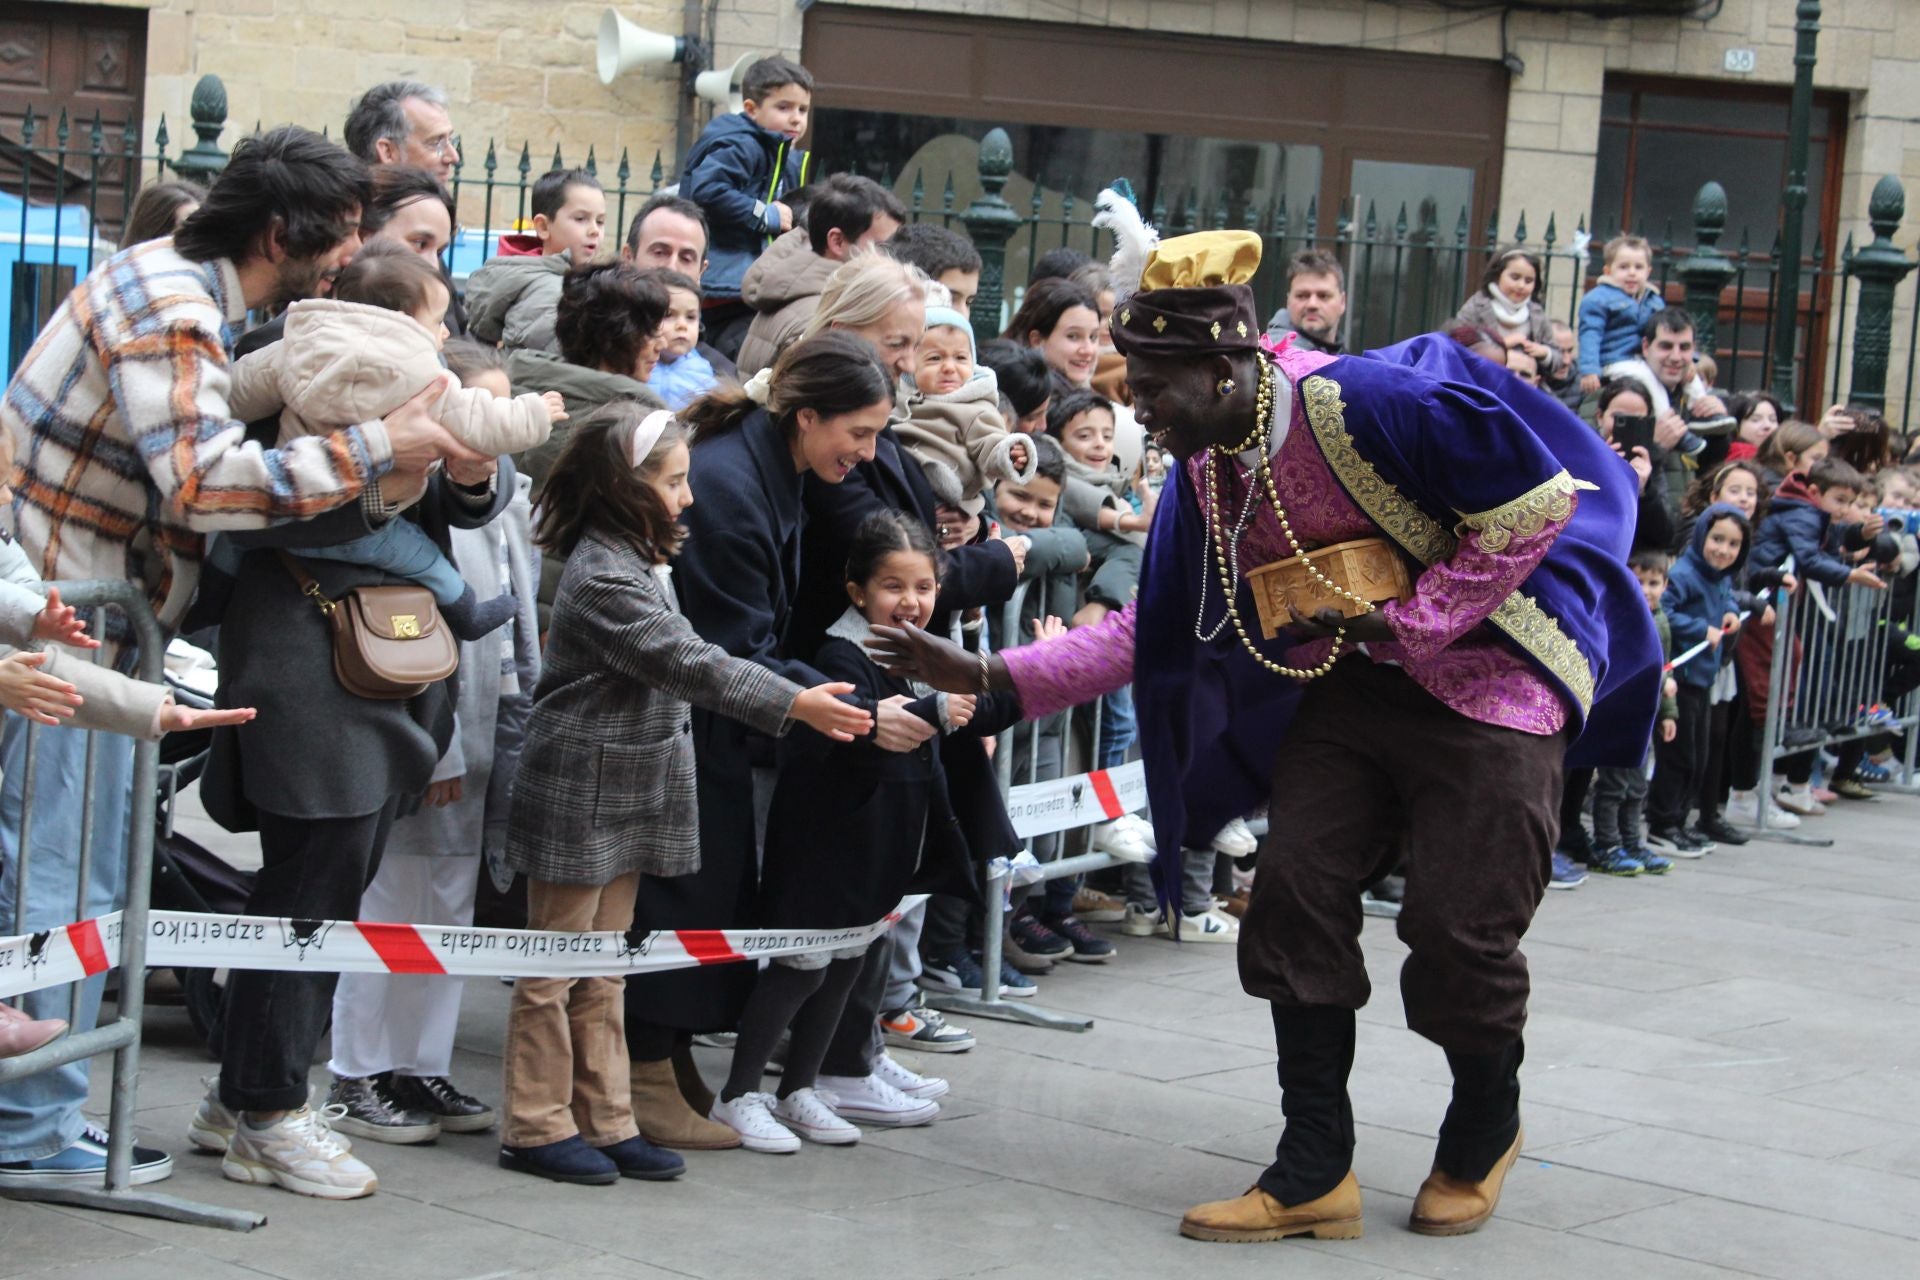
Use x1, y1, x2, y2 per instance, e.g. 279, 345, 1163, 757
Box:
496, 402, 868, 1187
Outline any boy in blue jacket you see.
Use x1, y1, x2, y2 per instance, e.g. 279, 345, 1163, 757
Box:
1647, 503, 1749, 853
679, 55, 813, 359
1577, 234, 1665, 395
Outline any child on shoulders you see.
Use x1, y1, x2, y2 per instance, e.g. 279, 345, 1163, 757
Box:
1578, 234, 1665, 395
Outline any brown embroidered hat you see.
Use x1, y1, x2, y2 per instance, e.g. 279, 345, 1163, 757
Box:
1111, 230, 1263, 358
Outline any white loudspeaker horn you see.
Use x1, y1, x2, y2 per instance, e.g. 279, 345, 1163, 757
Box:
694, 51, 761, 111
597, 8, 687, 85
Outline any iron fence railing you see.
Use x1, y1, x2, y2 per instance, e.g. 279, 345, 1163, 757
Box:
5, 78, 1918, 435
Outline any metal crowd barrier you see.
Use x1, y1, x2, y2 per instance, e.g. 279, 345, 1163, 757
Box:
0, 581, 262, 1231
922, 578, 1146, 1034
1752, 565, 1920, 847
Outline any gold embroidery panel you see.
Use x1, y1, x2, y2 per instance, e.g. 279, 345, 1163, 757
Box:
1456, 470, 1578, 554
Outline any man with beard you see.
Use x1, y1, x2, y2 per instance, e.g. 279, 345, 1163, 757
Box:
0, 125, 475, 1196
872, 216, 1659, 1243
1264, 248, 1348, 355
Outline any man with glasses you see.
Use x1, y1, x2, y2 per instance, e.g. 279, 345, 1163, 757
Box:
343, 81, 466, 334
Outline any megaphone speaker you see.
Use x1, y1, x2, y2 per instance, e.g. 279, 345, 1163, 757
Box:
694, 51, 761, 111
598, 8, 687, 85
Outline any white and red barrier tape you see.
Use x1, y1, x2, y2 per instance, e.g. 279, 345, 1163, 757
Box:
0, 897, 926, 1001
1004, 759, 1146, 839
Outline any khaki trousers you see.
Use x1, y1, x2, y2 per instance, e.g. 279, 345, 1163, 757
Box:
502, 872, 642, 1148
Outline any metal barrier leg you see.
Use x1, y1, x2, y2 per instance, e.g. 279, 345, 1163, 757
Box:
922, 862, 1094, 1032
1749, 588, 1833, 848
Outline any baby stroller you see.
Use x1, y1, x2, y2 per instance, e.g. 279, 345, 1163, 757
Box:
146, 642, 254, 1057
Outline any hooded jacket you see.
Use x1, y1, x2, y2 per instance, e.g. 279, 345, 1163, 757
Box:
463, 244, 575, 355
1751, 472, 1862, 588
736, 228, 839, 376
1665, 502, 1750, 689
895, 368, 1034, 515
227, 299, 552, 457
1577, 276, 1666, 377
679, 111, 808, 300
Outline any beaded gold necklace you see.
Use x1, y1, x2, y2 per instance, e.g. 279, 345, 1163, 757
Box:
1197, 358, 1378, 680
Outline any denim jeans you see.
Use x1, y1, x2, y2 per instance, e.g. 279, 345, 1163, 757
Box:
302, 520, 466, 607
0, 719, 134, 1161
1097, 686, 1136, 769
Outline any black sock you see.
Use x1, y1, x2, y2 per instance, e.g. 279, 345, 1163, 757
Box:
440, 584, 518, 641
776, 956, 866, 1098
722, 963, 828, 1102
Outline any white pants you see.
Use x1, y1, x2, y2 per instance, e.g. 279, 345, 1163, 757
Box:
327, 852, 480, 1080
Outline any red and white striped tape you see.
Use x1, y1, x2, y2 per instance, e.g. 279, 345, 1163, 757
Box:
1004, 759, 1147, 839
0, 897, 925, 1001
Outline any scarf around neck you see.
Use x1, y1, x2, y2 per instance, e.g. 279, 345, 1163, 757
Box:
1485, 284, 1532, 331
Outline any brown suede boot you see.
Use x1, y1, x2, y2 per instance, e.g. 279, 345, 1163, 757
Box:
629, 1057, 739, 1150
1179, 1171, 1364, 1242
1409, 1126, 1523, 1236
670, 1042, 716, 1117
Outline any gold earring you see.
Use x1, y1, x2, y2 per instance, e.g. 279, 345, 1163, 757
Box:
1217, 378, 1237, 397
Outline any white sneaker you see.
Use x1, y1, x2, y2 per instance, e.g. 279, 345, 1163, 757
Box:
188, 1077, 238, 1153
1774, 784, 1826, 816
1727, 789, 1800, 830
1120, 902, 1161, 937
221, 1104, 377, 1199
814, 1072, 940, 1127
1091, 813, 1156, 863
1212, 817, 1258, 857
709, 1092, 800, 1154
1173, 909, 1240, 942
773, 1088, 860, 1146
872, 1051, 949, 1101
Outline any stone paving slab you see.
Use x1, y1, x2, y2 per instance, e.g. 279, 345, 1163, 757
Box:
3, 789, 1919, 1278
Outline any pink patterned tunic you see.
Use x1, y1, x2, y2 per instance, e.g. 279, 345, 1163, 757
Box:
1002, 350, 1573, 734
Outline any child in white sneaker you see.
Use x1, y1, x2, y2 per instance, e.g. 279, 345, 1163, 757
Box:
715, 511, 1021, 1150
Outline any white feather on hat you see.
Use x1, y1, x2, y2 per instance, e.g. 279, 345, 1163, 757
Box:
1093, 186, 1158, 307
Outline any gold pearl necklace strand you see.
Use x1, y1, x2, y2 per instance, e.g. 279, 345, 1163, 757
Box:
1198, 357, 1379, 681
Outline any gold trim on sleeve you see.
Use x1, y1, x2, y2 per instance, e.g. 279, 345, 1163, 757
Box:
1456, 470, 1578, 553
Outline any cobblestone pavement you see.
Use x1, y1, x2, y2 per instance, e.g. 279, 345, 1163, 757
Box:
4, 790, 1919, 1279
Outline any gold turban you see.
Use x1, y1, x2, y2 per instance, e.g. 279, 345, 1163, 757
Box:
1139, 231, 1263, 292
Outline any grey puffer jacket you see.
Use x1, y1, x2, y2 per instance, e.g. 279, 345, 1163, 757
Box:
465, 251, 575, 355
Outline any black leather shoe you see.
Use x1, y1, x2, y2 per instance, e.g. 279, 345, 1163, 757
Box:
1692, 814, 1750, 846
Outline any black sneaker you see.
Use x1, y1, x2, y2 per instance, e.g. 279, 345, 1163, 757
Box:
1692, 813, 1750, 846
1679, 826, 1719, 854
326, 1074, 441, 1145
1556, 823, 1595, 866
1009, 909, 1072, 958
1646, 826, 1707, 859
386, 1073, 496, 1134
1038, 912, 1116, 964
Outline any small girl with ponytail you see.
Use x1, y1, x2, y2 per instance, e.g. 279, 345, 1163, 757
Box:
497, 401, 871, 1187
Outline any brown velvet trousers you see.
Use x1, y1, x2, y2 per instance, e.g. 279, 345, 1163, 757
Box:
1238, 657, 1566, 1054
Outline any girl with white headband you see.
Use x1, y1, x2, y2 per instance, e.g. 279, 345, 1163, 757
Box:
496, 401, 872, 1187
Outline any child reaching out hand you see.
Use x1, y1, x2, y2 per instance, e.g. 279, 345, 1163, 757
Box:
497, 402, 868, 1186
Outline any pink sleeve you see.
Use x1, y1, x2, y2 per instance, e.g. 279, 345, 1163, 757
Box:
1001, 600, 1138, 718
1381, 494, 1574, 662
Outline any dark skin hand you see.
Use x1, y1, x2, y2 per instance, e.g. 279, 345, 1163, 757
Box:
868, 622, 1011, 694
1288, 606, 1395, 643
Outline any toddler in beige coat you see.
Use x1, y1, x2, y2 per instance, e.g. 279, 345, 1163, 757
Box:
893, 303, 1035, 517
227, 243, 562, 639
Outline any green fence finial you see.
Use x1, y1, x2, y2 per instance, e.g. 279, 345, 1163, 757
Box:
170, 74, 230, 180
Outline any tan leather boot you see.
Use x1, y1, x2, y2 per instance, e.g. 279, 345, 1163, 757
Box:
1409, 1126, 1523, 1236
629, 1057, 739, 1150
1179, 1171, 1364, 1242
670, 1042, 716, 1116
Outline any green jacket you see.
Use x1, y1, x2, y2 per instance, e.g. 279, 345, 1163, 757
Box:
1653, 605, 1679, 723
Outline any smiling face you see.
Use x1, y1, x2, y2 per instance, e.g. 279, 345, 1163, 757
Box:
538, 183, 607, 262
660, 287, 701, 361
1030, 304, 1100, 386
840, 296, 927, 379
916, 325, 973, 395
995, 474, 1062, 535
1058, 406, 1116, 469
1713, 467, 1760, 519
1738, 399, 1780, 445
1496, 257, 1537, 305
1702, 516, 1745, 571
849, 548, 939, 629
1125, 350, 1251, 463
793, 399, 890, 482
1643, 324, 1696, 390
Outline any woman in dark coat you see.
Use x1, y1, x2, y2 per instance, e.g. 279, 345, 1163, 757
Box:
623, 331, 899, 1149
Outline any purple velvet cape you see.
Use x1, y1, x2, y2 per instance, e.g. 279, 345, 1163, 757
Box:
1134, 334, 1662, 909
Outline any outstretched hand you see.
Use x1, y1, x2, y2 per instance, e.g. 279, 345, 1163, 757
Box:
32, 588, 100, 649
791, 682, 873, 742
868, 623, 984, 695
160, 702, 258, 735
0, 651, 80, 726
